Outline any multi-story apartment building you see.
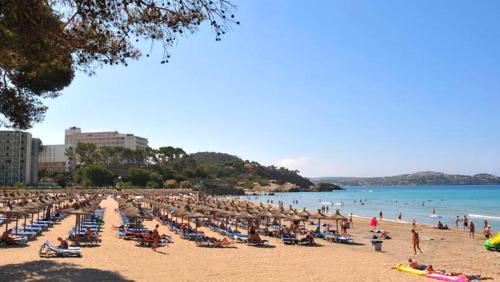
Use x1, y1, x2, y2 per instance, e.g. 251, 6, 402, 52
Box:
39, 144, 69, 172
65, 127, 148, 150
0, 131, 40, 185
38, 127, 149, 172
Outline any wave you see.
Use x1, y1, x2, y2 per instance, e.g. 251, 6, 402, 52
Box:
468, 214, 500, 221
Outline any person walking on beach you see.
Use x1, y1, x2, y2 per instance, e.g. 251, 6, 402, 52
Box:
379, 211, 383, 220
484, 225, 492, 239
152, 224, 160, 251
411, 229, 423, 255
463, 215, 468, 230
455, 216, 460, 229
469, 221, 475, 238
349, 213, 353, 227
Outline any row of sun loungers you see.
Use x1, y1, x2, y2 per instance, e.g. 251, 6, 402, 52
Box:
1, 212, 67, 247
67, 209, 104, 247
161, 219, 238, 248
116, 212, 172, 248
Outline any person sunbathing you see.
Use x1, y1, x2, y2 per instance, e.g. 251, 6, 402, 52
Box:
1, 229, 15, 243
84, 228, 97, 241
408, 259, 427, 271
444, 272, 493, 281
305, 232, 315, 244
218, 237, 232, 246
249, 231, 263, 242
425, 265, 443, 274
57, 237, 69, 249
379, 230, 391, 239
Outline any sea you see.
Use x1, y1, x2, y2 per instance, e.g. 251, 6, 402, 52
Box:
237, 185, 500, 233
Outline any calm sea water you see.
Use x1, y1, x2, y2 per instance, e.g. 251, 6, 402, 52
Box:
239, 185, 500, 232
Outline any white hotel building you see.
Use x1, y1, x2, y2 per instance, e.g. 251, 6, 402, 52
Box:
39, 127, 149, 172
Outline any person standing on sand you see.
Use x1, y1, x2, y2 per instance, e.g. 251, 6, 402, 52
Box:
349, 213, 353, 227
484, 225, 492, 239
379, 211, 383, 220
463, 215, 468, 230
411, 229, 423, 255
469, 221, 475, 238
398, 212, 402, 221
483, 218, 488, 230
412, 219, 417, 228
152, 224, 160, 251
455, 216, 460, 229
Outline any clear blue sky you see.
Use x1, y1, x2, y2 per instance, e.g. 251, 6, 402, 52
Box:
25, 0, 500, 177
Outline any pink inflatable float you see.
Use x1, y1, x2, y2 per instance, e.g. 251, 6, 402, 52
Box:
427, 273, 469, 282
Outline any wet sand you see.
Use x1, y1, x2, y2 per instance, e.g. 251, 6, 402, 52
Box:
0, 197, 498, 281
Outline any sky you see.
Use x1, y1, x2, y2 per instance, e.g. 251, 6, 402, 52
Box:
16, 0, 500, 177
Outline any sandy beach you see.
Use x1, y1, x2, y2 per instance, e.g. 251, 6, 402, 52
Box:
0, 197, 498, 282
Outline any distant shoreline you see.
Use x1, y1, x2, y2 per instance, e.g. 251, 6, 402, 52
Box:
311, 171, 500, 187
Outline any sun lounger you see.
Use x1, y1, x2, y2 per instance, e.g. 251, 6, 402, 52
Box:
196, 240, 235, 248
39, 241, 82, 257
68, 234, 101, 246
170, 226, 182, 233
233, 233, 249, 243
0, 236, 28, 246
36, 220, 55, 226
324, 233, 353, 243
182, 233, 205, 240
12, 230, 38, 240
282, 236, 297, 245
247, 239, 269, 246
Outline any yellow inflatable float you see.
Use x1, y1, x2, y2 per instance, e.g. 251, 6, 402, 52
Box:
396, 264, 427, 276
484, 232, 500, 251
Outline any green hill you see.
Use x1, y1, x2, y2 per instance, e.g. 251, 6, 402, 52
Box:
190, 152, 314, 189
312, 171, 500, 186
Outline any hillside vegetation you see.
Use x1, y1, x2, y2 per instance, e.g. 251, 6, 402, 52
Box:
39, 145, 314, 194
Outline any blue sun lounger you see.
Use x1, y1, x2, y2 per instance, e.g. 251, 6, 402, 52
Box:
39, 241, 82, 257
12, 230, 37, 240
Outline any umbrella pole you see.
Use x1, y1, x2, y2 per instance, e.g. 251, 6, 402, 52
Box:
23, 217, 27, 232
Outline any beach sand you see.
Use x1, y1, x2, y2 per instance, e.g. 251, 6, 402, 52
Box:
0, 197, 498, 281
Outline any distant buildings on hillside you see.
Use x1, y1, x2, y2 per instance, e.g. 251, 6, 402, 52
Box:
0, 127, 149, 186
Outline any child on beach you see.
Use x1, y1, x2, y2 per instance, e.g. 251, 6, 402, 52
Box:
411, 229, 422, 255
152, 224, 160, 251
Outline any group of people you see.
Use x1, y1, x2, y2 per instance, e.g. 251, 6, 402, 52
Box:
455, 216, 494, 239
